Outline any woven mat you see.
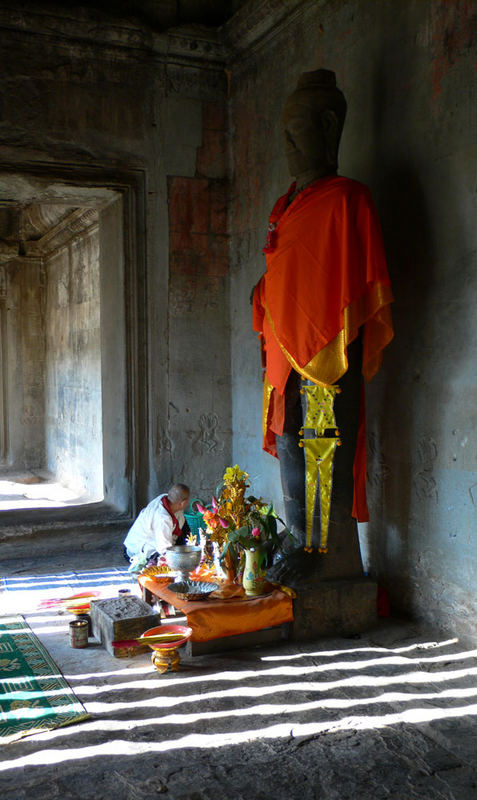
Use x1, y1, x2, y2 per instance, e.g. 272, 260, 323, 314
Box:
0, 615, 89, 743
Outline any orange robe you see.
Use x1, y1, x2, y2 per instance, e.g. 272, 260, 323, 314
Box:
253, 175, 394, 520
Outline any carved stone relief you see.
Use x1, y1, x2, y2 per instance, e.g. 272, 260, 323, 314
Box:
414, 437, 438, 503
154, 419, 173, 457
187, 412, 223, 455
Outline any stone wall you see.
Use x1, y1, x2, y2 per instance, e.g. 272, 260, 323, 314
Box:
1, 0, 476, 647
2, 258, 45, 470
166, 98, 230, 502
228, 0, 477, 640
0, 4, 232, 549
44, 226, 103, 499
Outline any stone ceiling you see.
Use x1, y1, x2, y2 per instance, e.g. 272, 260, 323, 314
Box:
36, 0, 248, 30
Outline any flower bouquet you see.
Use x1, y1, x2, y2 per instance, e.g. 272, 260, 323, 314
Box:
196, 465, 294, 594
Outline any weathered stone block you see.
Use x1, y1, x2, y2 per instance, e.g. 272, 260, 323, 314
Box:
196, 130, 227, 178
168, 177, 209, 234
209, 183, 228, 233
203, 100, 226, 131
291, 578, 378, 641
90, 596, 161, 657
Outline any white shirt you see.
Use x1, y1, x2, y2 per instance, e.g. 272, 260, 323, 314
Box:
123, 494, 186, 558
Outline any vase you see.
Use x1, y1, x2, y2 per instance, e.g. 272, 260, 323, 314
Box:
242, 547, 267, 597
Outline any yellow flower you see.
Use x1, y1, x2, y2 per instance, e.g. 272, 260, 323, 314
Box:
223, 465, 249, 485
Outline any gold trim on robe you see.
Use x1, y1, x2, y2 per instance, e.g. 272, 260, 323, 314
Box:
300, 437, 339, 551
265, 282, 394, 389
262, 375, 274, 437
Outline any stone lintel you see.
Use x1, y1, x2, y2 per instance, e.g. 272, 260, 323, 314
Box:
24, 208, 99, 259
0, 6, 227, 68
221, 0, 315, 60
0, 2, 317, 68
156, 26, 227, 66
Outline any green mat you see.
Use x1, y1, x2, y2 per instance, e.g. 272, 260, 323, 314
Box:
0, 615, 90, 743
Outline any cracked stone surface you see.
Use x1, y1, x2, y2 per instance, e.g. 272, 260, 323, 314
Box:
1, 553, 477, 799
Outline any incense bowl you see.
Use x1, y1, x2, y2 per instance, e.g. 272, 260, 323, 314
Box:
165, 545, 202, 581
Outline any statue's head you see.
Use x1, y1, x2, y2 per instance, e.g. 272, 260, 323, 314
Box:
281, 69, 347, 183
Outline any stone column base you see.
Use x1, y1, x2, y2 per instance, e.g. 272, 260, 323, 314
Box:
291, 577, 378, 641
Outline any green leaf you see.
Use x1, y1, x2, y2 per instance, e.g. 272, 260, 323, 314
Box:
227, 526, 249, 543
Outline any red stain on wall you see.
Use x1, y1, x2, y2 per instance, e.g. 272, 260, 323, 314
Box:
168, 99, 228, 286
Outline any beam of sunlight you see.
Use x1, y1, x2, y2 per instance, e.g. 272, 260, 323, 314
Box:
260, 639, 460, 661
5, 569, 127, 583
0, 478, 96, 510
68, 663, 477, 702
2, 699, 86, 723
3, 699, 477, 772
0, 479, 79, 501
0, 675, 65, 689
20, 623, 73, 635
81, 684, 477, 720
3, 579, 78, 590
0, 624, 72, 638
12, 611, 70, 621
0, 499, 71, 509
63, 666, 154, 680
249, 652, 477, 673
67, 658, 477, 697
5, 577, 132, 590
8, 682, 477, 747
4, 569, 132, 586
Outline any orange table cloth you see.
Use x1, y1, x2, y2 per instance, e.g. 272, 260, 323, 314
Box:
138, 576, 294, 643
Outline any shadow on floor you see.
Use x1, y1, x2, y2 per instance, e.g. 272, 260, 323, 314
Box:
1, 555, 477, 800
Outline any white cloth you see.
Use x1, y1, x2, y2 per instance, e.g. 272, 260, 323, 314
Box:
123, 494, 185, 558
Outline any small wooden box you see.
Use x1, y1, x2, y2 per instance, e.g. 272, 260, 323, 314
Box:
90, 596, 161, 657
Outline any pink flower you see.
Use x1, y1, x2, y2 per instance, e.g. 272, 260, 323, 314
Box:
219, 517, 229, 528
251, 527, 261, 538
196, 504, 206, 513
211, 497, 218, 510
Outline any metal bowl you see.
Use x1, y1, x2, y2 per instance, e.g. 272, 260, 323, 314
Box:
164, 545, 202, 580
168, 580, 219, 601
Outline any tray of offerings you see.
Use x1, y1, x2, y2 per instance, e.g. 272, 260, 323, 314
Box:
167, 580, 219, 601
139, 565, 174, 585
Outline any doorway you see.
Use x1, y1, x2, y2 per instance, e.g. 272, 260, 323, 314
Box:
0, 172, 137, 518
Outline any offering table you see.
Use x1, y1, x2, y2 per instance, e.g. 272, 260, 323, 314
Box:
137, 575, 294, 656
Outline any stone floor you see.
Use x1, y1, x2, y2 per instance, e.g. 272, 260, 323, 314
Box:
0, 468, 100, 510
1, 551, 477, 799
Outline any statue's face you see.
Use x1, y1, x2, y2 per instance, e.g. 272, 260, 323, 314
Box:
281, 89, 339, 180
